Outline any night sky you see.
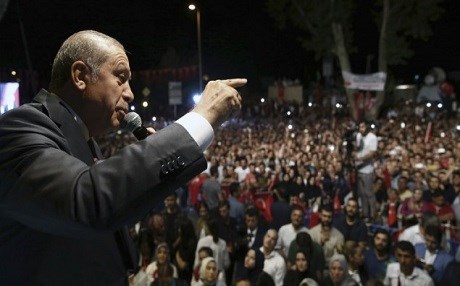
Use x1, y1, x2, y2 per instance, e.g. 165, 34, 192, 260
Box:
0, 0, 458, 94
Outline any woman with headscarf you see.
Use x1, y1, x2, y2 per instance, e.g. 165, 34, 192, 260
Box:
145, 243, 178, 286
287, 232, 325, 283
323, 254, 358, 286
192, 257, 220, 286
234, 247, 264, 285
194, 218, 230, 277
283, 248, 318, 286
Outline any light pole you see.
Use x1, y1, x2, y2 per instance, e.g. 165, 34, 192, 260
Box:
188, 4, 202, 93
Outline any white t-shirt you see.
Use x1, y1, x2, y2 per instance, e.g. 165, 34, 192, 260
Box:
356, 131, 377, 174
276, 223, 308, 256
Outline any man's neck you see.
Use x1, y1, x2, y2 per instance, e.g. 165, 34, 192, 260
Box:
262, 247, 273, 256
292, 223, 301, 230
346, 216, 356, 225
374, 248, 388, 260
401, 267, 414, 277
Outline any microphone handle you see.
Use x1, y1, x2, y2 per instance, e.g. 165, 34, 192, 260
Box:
133, 126, 149, 140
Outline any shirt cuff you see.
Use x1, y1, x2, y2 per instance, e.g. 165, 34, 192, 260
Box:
176, 112, 214, 152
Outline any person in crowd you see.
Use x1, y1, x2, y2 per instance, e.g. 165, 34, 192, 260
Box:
270, 187, 293, 231
422, 189, 455, 224
162, 192, 186, 252
234, 247, 265, 285
305, 174, 323, 209
202, 166, 223, 215
398, 212, 440, 246
354, 121, 378, 221
309, 204, 344, 265
340, 241, 368, 285
445, 170, 460, 204
195, 218, 230, 278
452, 183, 460, 238
399, 189, 425, 228
234, 279, 251, 286
196, 201, 211, 238
276, 206, 308, 257
217, 200, 238, 254
193, 257, 221, 286
364, 279, 384, 286
414, 225, 453, 285
193, 247, 213, 277
145, 243, 179, 285
323, 254, 359, 286
373, 177, 389, 210
235, 207, 266, 262
151, 264, 188, 286
283, 248, 318, 286
146, 213, 167, 247
423, 176, 442, 202
235, 158, 251, 183
333, 197, 368, 247
227, 182, 245, 225
396, 176, 412, 202
255, 271, 276, 286
0, 30, 245, 284
260, 229, 286, 286
217, 200, 238, 285
363, 229, 395, 283
174, 218, 198, 282
287, 232, 325, 283
137, 229, 156, 271
130, 230, 156, 285
412, 170, 429, 193
384, 240, 434, 286
441, 247, 460, 285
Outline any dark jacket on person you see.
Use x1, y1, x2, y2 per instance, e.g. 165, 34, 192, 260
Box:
0, 90, 206, 285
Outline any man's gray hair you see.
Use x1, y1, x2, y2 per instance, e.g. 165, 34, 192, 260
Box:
49, 30, 124, 92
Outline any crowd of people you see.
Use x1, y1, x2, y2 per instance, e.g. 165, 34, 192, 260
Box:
96, 98, 460, 286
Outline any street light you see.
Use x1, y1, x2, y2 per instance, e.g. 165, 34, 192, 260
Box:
188, 4, 202, 93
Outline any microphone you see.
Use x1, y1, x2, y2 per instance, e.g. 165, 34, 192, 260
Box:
121, 112, 150, 140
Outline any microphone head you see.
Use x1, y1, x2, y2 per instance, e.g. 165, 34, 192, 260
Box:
121, 112, 142, 132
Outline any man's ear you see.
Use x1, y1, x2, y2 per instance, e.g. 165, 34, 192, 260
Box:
70, 61, 90, 91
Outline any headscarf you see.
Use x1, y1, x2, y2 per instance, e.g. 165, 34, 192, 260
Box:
154, 243, 170, 264
199, 256, 218, 284
329, 254, 348, 273
300, 278, 319, 286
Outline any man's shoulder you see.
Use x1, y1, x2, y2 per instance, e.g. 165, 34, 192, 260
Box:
0, 101, 46, 123
308, 224, 321, 232
330, 226, 344, 237
413, 266, 433, 281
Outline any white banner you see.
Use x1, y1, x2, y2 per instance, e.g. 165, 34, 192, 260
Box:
342, 71, 386, 91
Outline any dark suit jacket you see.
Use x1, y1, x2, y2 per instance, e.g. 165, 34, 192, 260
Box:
0, 90, 206, 285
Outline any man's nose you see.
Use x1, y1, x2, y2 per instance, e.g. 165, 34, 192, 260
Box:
123, 83, 134, 103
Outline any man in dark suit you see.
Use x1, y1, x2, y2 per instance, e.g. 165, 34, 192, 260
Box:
0, 30, 246, 285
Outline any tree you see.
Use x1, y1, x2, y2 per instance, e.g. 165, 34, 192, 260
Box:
267, 0, 443, 120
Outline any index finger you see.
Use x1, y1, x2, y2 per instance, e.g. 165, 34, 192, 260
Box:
219, 78, 247, 88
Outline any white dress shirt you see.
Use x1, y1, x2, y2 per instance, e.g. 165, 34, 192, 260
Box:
260, 247, 286, 286
383, 262, 434, 286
